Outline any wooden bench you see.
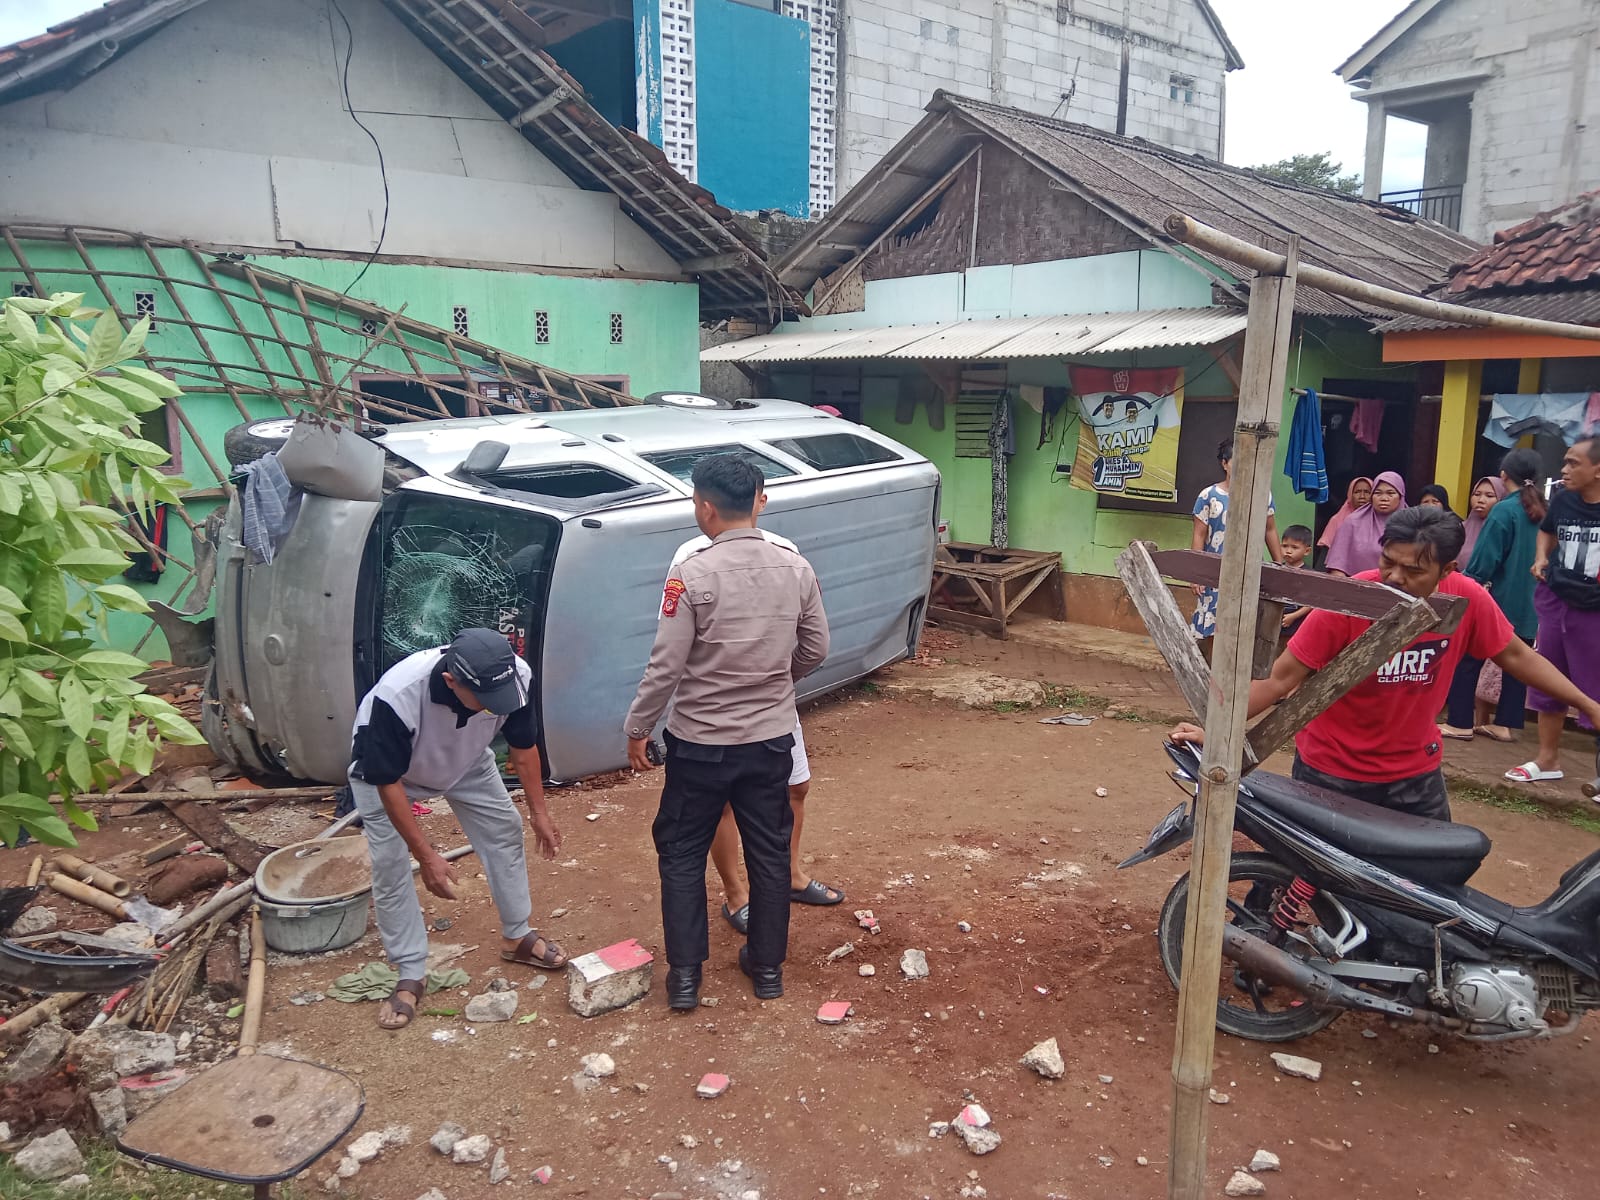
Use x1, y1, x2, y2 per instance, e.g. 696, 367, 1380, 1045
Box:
928, 542, 1065, 640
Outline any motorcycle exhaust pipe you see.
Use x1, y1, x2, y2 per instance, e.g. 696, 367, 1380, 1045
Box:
1221, 925, 1456, 1029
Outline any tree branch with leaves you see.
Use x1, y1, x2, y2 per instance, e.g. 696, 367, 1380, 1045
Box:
0, 292, 204, 847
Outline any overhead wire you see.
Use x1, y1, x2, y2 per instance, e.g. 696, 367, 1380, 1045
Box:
329, 0, 391, 303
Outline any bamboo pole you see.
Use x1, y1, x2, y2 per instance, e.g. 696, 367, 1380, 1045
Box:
1165, 214, 1600, 341
1167, 237, 1300, 1200
25, 855, 43, 886
46, 872, 130, 921
0, 992, 88, 1042
53, 853, 132, 898
237, 908, 266, 1056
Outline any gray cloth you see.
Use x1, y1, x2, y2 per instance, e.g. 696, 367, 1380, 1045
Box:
349, 748, 532, 981
1484, 392, 1596, 448
237, 452, 302, 564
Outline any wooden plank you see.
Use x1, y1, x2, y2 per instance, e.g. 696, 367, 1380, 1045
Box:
1151, 550, 1463, 629
1168, 238, 1299, 1200
161, 800, 270, 877
1252, 600, 1286, 679
1245, 595, 1450, 765
1114, 541, 1215, 726
925, 606, 1005, 638
1001, 562, 1061, 618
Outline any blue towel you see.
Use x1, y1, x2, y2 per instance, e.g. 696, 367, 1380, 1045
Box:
1285, 388, 1329, 503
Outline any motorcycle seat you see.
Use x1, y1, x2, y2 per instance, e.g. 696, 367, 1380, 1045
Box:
1242, 771, 1490, 887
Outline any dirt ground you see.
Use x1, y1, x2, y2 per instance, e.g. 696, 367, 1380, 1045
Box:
6, 635, 1600, 1199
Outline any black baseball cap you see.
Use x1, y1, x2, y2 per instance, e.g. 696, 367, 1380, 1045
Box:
443, 628, 525, 715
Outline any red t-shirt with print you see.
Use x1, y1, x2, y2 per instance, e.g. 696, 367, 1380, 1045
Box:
1287, 570, 1513, 783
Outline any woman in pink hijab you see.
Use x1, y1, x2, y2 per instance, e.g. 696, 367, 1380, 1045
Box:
1459, 475, 1505, 561
1318, 476, 1373, 550
1325, 471, 1406, 576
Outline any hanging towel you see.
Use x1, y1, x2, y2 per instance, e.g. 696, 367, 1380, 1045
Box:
1350, 398, 1385, 453
1284, 389, 1330, 503
238, 452, 303, 565
1587, 391, 1600, 435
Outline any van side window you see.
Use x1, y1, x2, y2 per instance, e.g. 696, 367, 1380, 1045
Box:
765, 434, 903, 472
641, 446, 797, 483
481, 464, 640, 500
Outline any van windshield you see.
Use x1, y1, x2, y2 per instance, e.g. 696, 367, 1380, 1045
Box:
365, 493, 560, 680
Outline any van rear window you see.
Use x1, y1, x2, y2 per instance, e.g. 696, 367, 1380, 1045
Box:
642, 446, 797, 483
765, 433, 903, 471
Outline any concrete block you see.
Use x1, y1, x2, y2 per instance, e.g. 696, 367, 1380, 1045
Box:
91, 1085, 128, 1138
696, 1072, 730, 1098
120, 1068, 191, 1119
14, 1128, 84, 1181
566, 938, 654, 1018
4, 1023, 69, 1084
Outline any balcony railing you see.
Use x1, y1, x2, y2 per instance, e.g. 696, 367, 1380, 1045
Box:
1380, 184, 1464, 231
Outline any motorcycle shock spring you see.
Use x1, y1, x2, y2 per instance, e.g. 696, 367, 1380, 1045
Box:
1270, 876, 1319, 930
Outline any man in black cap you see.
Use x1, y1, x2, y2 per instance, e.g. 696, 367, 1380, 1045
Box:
349, 628, 563, 1031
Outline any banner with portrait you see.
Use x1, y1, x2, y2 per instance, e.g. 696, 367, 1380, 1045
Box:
1068, 366, 1184, 503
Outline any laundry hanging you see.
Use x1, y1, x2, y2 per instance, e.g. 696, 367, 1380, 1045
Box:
1350, 398, 1385, 453
1483, 392, 1599, 447
988, 393, 1013, 548
1284, 388, 1330, 503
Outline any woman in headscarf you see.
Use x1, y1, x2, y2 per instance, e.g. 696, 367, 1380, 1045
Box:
1317, 476, 1373, 552
1324, 471, 1406, 577
1417, 483, 1452, 509
1459, 474, 1506, 561
1440, 451, 1545, 742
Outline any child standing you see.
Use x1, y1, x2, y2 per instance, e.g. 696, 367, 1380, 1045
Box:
1278, 524, 1316, 642
1191, 438, 1284, 647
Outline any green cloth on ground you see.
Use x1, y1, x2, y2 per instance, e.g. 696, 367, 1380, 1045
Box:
329, 962, 469, 1002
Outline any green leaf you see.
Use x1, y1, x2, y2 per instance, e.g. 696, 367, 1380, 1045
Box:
84, 308, 124, 371
119, 438, 171, 467
0, 612, 26, 643
12, 668, 56, 706
94, 584, 150, 613
61, 794, 98, 833
104, 711, 129, 764
0, 688, 19, 718
103, 451, 124, 500
77, 649, 148, 675
26, 472, 57, 520
0, 474, 23, 515
58, 675, 93, 739
0, 717, 36, 759
4, 303, 38, 351
13, 810, 75, 847
116, 365, 183, 398
114, 316, 151, 364
28, 568, 67, 641
151, 710, 204, 745
54, 547, 130, 576
95, 374, 163, 414
0, 585, 24, 616
64, 739, 92, 790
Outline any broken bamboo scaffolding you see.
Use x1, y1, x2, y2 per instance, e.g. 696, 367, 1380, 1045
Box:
1151, 213, 1600, 1200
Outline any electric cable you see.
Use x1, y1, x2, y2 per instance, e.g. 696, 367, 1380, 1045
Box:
329, 0, 391, 302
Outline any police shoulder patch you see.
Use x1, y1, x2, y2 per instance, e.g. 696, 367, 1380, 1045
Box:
661, 577, 686, 617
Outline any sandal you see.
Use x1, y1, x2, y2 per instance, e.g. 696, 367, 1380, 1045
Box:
1475, 725, 1515, 743
1505, 762, 1564, 783
1437, 724, 1474, 741
377, 979, 424, 1031
790, 879, 845, 906
501, 929, 568, 970
721, 902, 750, 935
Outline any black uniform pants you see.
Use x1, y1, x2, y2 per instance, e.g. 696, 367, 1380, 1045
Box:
1291, 756, 1452, 822
653, 731, 795, 970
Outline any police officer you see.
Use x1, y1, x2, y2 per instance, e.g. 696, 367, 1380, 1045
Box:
625, 455, 829, 1007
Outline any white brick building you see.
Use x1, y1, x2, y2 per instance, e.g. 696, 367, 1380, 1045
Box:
1340, 0, 1600, 239
837, 0, 1241, 193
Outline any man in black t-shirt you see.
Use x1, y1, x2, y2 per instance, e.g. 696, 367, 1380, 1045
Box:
1507, 438, 1600, 786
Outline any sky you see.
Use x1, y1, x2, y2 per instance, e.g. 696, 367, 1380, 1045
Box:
0, 0, 1429, 193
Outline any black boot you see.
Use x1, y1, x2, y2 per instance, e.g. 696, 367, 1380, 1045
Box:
738, 945, 783, 1000
666, 964, 701, 1010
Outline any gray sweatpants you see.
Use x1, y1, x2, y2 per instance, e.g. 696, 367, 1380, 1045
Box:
349, 749, 532, 981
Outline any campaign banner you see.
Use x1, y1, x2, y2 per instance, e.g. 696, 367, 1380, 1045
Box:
1068, 366, 1183, 503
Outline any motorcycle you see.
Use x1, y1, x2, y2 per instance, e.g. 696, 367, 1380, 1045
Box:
1121, 740, 1600, 1043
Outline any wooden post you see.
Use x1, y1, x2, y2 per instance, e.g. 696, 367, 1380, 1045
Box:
1437, 359, 1482, 522
1167, 238, 1299, 1200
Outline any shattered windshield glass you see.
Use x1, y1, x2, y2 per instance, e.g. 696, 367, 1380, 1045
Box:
374, 495, 558, 672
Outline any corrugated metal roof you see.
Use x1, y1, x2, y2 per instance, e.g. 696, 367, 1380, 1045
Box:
700, 308, 1247, 363
1375, 287, 1600, 333
778, 93, 1480, 321
0, 0, 795, 321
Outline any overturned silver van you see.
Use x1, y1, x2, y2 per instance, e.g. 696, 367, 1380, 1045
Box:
203, 397, 939, 784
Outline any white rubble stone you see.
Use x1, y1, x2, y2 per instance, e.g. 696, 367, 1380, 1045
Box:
71, 1027, 176, 1086
14, 1128, 85, 1181
464, 991, 518, 1023
579, 1052, 616, 1078
4, 1023, 70, 1083
452, 1134, 493, 1164
1270, 1052, 1322, 1081
60, 1174, 91, 1191
859, 963, 876, 977
1019, 1037, 1065, 1080
1225, 1169, 1266, 1196
900, 948, 930, 979
335, 1156, 361, 1179
1250, 1149, 1281, 1173
347, 1130, 390, 1163
7, 905, 57, 937
430, 1123, 466, 1155
566, 938, 654, 1018
415, 1191, 448, 1200
953, 1120, 1002, 1156
1209, 1088, 1230, 1105
489, 1148, 510, 1184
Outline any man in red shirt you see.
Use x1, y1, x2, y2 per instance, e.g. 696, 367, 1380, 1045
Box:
1173, 505, 1600, 819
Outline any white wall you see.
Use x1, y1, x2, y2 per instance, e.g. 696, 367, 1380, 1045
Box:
837, 0, 1229, 190
0, 0, 680, 275
1361, 0, 1600, 239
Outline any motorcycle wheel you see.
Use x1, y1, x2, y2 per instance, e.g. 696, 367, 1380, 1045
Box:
1158, 852, 1344, 1042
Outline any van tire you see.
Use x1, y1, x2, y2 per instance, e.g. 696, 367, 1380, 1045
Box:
223, 418, 299, 468
644, 390, 750, 412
